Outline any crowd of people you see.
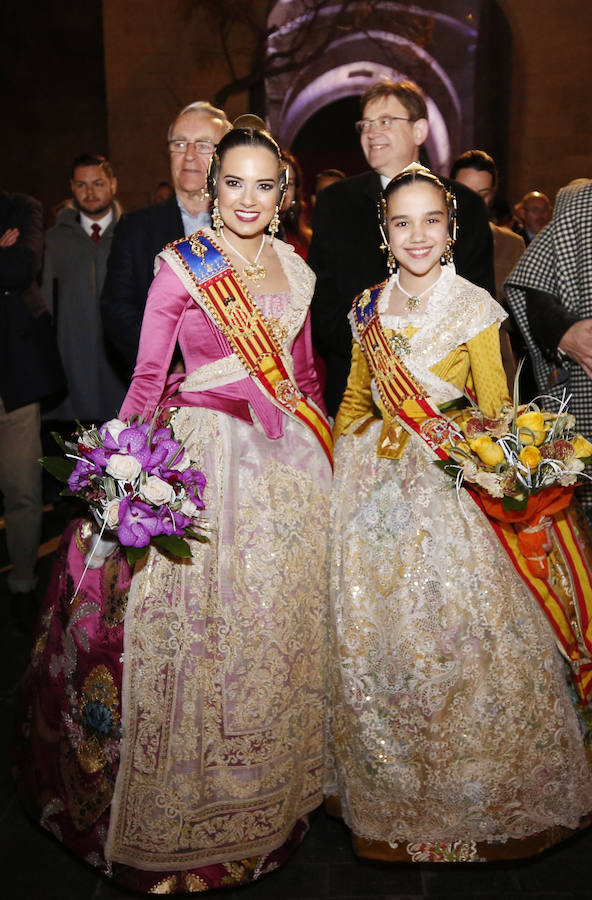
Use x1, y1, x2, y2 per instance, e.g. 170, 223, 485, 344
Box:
3, 78, 592, 893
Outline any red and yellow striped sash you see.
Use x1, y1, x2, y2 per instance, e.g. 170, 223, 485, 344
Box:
168, 233, 333, 468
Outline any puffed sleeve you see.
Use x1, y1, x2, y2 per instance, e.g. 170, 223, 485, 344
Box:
291, 310, 326, 412
119, 261, 193, 420
466, 323, 511, 416
333, 340, 374, 441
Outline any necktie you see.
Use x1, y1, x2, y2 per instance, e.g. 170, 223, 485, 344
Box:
91, 223, 101, 242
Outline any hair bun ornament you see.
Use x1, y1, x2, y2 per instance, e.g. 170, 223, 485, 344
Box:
232, 114, 267, 131
399, 161, 433, 178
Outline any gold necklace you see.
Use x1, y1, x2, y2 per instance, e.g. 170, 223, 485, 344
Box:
220, 230, 267, 285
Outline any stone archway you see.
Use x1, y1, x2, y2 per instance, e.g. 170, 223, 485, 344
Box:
265, 0, 511, 180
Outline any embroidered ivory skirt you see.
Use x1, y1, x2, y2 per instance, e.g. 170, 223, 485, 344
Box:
16, 407, 331, 893
327, 420, 592, 861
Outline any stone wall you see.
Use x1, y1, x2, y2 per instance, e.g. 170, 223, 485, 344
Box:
1, 0, 109, 224
100, 0, 592, 210
101, 0, 253, 211
497, 0, 592, 205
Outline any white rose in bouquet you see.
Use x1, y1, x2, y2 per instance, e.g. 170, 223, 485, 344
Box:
105, 498, 121, 528
168, 453, 190, 471
106, 453, 142, 482
180, 498, 199, 518
139, 475, 176, 506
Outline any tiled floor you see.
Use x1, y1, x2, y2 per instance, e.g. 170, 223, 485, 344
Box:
2, 507, 592, 899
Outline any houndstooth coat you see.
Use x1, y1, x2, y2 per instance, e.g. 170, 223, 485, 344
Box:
505, 179, 592, 511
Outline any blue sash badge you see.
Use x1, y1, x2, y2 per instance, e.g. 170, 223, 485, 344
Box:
173, 232, 228, 283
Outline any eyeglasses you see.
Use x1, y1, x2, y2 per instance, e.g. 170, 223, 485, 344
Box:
354, 115, 411, 134
168, 139, 215, 155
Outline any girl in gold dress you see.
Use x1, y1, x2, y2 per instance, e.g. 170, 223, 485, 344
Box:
326, 164, 592, 862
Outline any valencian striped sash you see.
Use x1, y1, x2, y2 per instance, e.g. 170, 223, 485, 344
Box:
353, 285, 456, 460
353, 283, 592, 700
354, 286, 427, 415
168, 232, 333, 468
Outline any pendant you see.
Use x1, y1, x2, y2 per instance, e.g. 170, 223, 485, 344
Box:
406, 294, 421, 310
243, 262, 267, 284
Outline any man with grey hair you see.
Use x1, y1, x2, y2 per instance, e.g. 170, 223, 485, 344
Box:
101, 101, 230, 374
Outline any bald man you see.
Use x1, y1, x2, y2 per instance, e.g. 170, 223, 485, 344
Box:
514, 191, 552, 246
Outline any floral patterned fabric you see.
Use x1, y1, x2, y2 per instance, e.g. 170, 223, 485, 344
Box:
15, 292, 332, 892
326, 275, 592, 861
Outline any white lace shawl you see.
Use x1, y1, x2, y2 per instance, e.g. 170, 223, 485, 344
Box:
348, 264, 507, 405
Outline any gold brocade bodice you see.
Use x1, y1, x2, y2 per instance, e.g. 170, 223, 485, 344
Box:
334, 321, 510, 458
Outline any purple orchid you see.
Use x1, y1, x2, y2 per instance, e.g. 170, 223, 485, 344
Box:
117, 496, 165, 547
180, 469, 206, 508
86, 446, 115, 468
68, 458, 102, 493
117, 426, 151, 467
99, 429, 121, 451
158, 507, 192, 536
151, 426, 173, 443
147, 439, 185, 476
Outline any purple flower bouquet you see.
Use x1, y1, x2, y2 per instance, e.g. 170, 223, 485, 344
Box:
41, 414, 207, 564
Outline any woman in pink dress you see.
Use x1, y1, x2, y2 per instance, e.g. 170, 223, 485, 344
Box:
16, 124, 332, 893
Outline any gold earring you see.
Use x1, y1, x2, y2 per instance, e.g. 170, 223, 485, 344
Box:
440, 237, 454, 265
379, 224, 396, 274
269, 205, 280, 241
269, 204, 280, 241
212, 198, 222, 236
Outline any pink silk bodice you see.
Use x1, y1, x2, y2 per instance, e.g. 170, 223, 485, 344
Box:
119, 260, 325, 439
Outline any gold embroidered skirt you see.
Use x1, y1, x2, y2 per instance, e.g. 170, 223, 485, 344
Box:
327, 420, 592, 861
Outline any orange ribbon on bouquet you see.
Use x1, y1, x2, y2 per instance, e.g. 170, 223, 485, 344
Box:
476, 486, 575, 579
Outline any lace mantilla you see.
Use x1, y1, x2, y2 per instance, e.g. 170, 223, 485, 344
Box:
349, 266, 507, 404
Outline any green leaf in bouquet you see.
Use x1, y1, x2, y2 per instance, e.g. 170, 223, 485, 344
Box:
437, 396, 469, 413
153, 535, 193, 558
434, 459, 461, 478
547, 413, 567, 442
146, 406, 161, 447
511, 358, 525, 434
49, 430, 73, 453
502, 493, 529, 512
39, 455, 77, 483
74, 419, 103, 447
184, 527, 209, 544
104, 475, 117, 501
126, 545, 149, 565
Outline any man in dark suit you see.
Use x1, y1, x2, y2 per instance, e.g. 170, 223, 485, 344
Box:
308, 80, 495, 417
0, 189, 65, 628
101, 101, 230, 375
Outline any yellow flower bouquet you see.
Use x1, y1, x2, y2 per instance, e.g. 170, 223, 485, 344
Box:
444, 405, 591, 505
437, 376, 592, 577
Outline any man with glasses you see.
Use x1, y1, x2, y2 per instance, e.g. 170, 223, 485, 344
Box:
101, 101, 230, 375
308, 79, 495, 417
